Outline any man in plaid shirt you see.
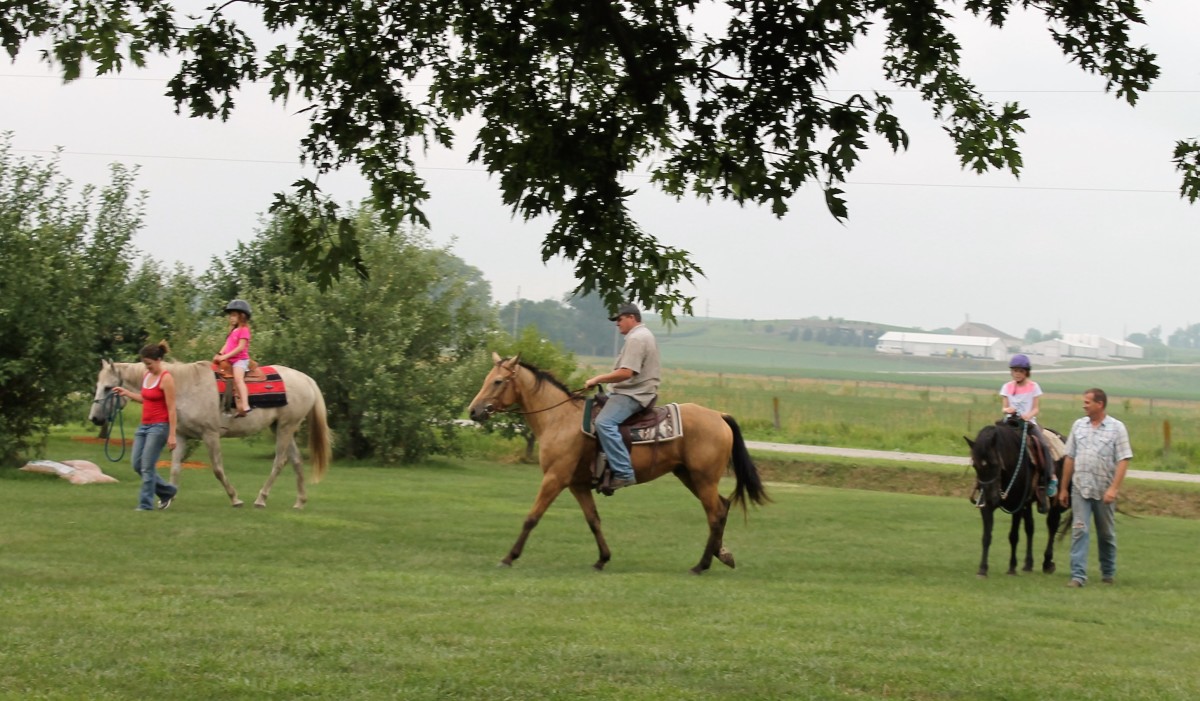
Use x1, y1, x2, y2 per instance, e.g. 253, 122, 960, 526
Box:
1059, 388, 1133, 587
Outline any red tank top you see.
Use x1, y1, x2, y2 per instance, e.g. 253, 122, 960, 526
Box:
141, 371, 171, 424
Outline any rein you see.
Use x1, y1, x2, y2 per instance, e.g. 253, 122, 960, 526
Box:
94, 389, 127, 462
998, 421, 1032, 514
494, 388, 588, 416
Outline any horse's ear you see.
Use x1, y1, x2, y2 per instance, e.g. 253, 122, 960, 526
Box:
510, 353, 521, 365
492, 351, 502, 363
964, 436, 975, 449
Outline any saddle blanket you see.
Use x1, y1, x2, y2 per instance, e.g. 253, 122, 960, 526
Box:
582, 401, 683, 444
213, 365, 288, 409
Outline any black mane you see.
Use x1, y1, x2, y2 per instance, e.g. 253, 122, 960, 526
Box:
516, 359, 579, 400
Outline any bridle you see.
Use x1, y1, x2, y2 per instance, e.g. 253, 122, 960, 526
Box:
478, 363, 586, 417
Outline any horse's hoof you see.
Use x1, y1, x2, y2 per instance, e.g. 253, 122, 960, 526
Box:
1043, 563, 1057, 574
977, 572, 988, 579
231, 500, 245, 508
497, 561, 512, 569
1022, 565, 1034, 573
254, 502, 266, 509
717, 548, 736, 569
592, 562, 607, 571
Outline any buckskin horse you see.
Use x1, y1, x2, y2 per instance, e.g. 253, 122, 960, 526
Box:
467, 353, 770, 574
89, 359, 331, 509
965, 420, 1068, 577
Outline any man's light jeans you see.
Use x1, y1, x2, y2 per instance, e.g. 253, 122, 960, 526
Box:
595, 394, 642, 481
1070, 492, 1117, 583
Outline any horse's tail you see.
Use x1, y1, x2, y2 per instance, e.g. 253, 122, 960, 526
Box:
723, 414, 770, 511
307, 379, 332, 484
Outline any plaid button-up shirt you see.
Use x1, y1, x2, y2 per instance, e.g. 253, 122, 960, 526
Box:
1063, 415, 1133, 500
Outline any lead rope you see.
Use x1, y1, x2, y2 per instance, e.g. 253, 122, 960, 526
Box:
999, 420, 1031, 514
97, 391, 127, 462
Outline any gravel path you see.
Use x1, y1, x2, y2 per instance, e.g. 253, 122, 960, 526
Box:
745, 440, 1200, 484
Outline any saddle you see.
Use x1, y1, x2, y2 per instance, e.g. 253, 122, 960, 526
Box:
214, 359, 266, 382
211, 361, 288, 412
583, 392, 682, 495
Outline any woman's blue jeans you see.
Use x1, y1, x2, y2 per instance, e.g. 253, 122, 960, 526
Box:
130, 422, 177, 510
1069, 493, 1117, 583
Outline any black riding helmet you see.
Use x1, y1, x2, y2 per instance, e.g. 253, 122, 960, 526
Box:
224, 299, 252, 319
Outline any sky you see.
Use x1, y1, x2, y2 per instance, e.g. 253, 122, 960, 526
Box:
2, 3, 1198, 342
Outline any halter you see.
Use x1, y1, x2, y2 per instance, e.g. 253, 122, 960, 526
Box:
93, 387, 127, 462
974, 421, 1031, 514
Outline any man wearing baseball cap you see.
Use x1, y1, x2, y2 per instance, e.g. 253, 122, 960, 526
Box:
584, 302, 661, 491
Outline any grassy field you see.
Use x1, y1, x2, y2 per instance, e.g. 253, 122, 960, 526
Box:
4, 427, 1200, 700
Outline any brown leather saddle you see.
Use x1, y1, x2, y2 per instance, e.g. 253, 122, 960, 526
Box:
586, 392, 674, 495
213, 360, 267, 412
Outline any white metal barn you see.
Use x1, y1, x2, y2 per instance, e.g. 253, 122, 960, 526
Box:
875, 332, 1007, 360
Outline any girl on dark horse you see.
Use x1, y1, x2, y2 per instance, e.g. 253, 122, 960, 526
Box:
999, 354, 1057, 512
966, 419, 1067, 577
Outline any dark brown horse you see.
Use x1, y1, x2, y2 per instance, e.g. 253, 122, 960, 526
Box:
467, 353, 770, 574
965, 421, 1068, 577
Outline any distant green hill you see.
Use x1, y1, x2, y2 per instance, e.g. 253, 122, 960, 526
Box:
577, 315, 1200, 402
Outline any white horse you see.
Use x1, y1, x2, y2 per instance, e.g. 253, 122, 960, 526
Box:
89, 360, 331, 509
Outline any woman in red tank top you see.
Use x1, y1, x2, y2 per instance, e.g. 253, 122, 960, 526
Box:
112, 341, 180, 511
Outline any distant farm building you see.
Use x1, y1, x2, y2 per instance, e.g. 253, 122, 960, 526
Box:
875, 332, 1007, 360
954, 321, 1022, 349
1027, 333, 1143, 360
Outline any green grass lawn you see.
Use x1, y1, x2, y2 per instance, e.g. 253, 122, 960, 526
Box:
3, 429, 1199, 700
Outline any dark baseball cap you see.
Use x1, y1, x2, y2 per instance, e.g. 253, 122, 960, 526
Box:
608, 303, 641, 321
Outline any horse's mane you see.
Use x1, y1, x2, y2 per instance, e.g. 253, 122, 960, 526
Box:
974, 423, 1023, 458
516, 360, 583, 403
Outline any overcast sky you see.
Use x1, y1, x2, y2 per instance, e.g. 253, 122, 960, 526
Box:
2, 3, 1197, 341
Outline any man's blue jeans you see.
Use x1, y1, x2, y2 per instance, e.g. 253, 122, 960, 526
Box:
595, 394, 642, 481
130, 422, 177, 510
1069, 493, 1117, 583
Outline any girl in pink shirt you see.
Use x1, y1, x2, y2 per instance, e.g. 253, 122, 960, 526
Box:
214, 299, 253, 417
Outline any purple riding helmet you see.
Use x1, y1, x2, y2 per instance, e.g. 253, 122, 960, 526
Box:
1009, 353, 1031, 370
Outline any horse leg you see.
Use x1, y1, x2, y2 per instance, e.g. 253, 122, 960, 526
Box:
1043, 505, 1063, 574
203, 432, 243, 507
501, 472, 568, 568
168, 438, 188, 486
1021, 506, 1035, 572
567, 484, 612, 571
674, 467, 735, 571
1006, 512, 1021, 575
978, 507, 994, 578
289, 437, 307, 510
255, 425, 300, 509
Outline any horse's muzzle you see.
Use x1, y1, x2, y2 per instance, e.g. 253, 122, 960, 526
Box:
468, 404, 493, 422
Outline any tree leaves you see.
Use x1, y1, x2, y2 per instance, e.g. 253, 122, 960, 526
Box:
7, 0, 1180, 321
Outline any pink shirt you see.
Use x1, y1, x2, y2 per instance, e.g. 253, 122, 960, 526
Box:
221, 326, 251, 362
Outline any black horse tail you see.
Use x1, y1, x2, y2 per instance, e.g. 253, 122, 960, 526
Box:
723, 414, 771, 511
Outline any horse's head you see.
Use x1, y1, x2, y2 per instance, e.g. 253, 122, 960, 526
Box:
966, 424, 1027, 506
467, 353, 522, 422
88, 359, 128, 425
965, 426, 1004, 505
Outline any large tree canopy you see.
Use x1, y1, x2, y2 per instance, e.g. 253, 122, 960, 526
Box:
3, 0, 1195, 320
